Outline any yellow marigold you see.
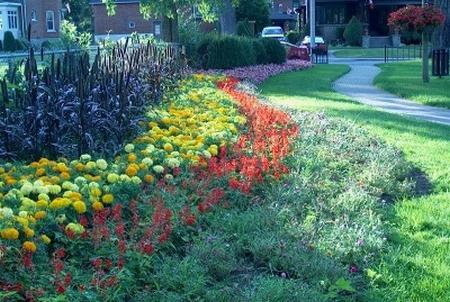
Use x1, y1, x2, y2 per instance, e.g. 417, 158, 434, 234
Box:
107, 173, 119, 183
102, 194, 114, 204
35, 211, 46, 220
35, 168, 46, 177
163, 143, 174, 152
92, 201, 104, 211
49, 198, 71, 210
125, 166, 138, 177
41, 234, 51, 244
90, 187, 102, 197
36, 200, 48, 208
128, 153, 137, 163
75, 163, 85, 172
144, 174, 154, 183
23, 241, 37, 253
24, 227, 35, 238
1, 228, 19, 240
16, 217, 29, 228
60, 172, 70, 180
5, 177, 16, 186
72, 200, 87, 214
65, 223, 85, 234
208, 145, 218, 156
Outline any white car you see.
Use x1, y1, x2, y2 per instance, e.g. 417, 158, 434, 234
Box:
261, 26, 286, 41
301, 36, 326, 46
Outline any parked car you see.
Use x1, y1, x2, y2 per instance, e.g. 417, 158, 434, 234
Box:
261, 26, 286, 42
301, 36, 328, 55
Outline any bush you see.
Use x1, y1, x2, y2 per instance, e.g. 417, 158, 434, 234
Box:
261, 38, 286, 64
237, 20, 253, 37
3, 31, 17, 52
343, 16, 364, 46
286, 30, 301, 44
252, 39, 269, 64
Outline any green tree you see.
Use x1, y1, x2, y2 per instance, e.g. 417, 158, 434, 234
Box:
63, 0, 93, 33
343, 16, 363, 46
61, 20, 92, 50
235, 0, 269, 34
103, 0, 240, 43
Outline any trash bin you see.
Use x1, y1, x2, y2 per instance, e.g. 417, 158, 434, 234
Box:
432, 49, 449, 78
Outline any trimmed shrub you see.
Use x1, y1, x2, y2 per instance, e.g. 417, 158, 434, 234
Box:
252, 39, 269, 64
3, 31, 17, 52
261, 38, 286, 64
237, 20, 253, 37
206, 36, 256, 69
343, 16, 364, 46
286, 30, 301, 44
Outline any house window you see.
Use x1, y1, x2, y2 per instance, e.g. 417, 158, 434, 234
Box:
31, 10, 37, 21
7, 11, 18, 29
128, 21, 136, 29
46, 11, 55, 32
154, 21, 161, 36
317, 5, 346, 25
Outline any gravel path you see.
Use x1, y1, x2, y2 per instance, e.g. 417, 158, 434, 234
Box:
330, 58, 450, 126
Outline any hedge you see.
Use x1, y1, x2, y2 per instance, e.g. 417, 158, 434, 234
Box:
198, 35, 286, 69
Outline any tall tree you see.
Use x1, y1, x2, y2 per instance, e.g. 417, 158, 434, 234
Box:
235, 0, 270, 34
103, 0, 240, 42
63, 0, 93, 33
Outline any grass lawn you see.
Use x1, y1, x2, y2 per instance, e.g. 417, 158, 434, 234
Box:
375, 61, 450, 109
260, 65, 450, 302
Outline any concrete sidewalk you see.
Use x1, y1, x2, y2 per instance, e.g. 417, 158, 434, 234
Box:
329, 58, 450, 127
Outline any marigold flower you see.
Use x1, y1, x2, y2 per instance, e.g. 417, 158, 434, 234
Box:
36, 200, 48, 208
34, 211, 46, 220
153, 165, 164, 174
65, 223, 85, 235
41, 234, 51, 244
90, 187, 102, 197
124, 144, 135, 153
92, 201, 104, 211
102, 194, 114, 204
23, 241, 37, 253
72, 201, 87, 214
127, 153, 137, 163
35, 168, 46, 177
163, 143, 174, 152
144, 174, 154, 183
107, 173, 120, 183
1, 228, 19, 240
24, 227, 35, 238
126, 166, 138, 177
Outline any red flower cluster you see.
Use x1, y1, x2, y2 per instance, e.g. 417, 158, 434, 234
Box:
388, 5, 446, 33
213, 77, 298, 194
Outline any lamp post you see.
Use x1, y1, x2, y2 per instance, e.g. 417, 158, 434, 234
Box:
310, 0, 316, 62
422, 0, 430, 83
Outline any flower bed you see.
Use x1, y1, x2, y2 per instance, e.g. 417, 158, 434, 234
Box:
205, 60, 312, 85
0, 74, 299, 299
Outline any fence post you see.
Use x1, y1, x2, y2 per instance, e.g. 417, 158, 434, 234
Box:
384, 45, 387, 63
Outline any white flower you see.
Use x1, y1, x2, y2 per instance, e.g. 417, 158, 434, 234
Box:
18, 211, 28, 218
165, 158, 180, 169
80, 154, 91, 163
131, 176, 142, 185
124, 144, 135, 153
164, 174, 174, 181
20, 182, 34, 196
153, 165, 165, 174
142, 157, 154, 167
119, 174, 131, 182
96, 159, 108, 170
0, 207, 14, 218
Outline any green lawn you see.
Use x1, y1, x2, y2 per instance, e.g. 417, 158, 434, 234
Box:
260, 65, 450, 302
375, 61, 450, 109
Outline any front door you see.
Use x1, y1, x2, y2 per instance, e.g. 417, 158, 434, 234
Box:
368, 6, 392, 36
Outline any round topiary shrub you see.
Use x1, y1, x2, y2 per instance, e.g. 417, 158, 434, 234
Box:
261, 38, 286, 64
286, 31, 301, 44
343, 16, 364, 46
3, 31, 17, 52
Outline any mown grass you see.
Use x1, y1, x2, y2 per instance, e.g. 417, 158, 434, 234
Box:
260, 65, 450, 302
331, 46, 420, 59
375, 61, 450, 109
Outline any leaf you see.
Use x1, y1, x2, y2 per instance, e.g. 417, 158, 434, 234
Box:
334, 278, 356, 293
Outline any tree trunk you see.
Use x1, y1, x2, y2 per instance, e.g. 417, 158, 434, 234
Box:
162, 3, 179, 43
422, 32, 430, 83
220, 0, 236, 34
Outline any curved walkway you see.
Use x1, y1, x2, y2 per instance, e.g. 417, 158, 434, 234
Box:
330, 58, 450, 126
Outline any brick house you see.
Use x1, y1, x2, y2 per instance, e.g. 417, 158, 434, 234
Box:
270, 0, 421, 44
89, 0, 161, 42
0, 0, 63, 42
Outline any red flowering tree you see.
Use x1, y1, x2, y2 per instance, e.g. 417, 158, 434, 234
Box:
388, 5, 446, 82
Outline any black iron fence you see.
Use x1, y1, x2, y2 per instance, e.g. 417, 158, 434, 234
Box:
384, 45, 422, 63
